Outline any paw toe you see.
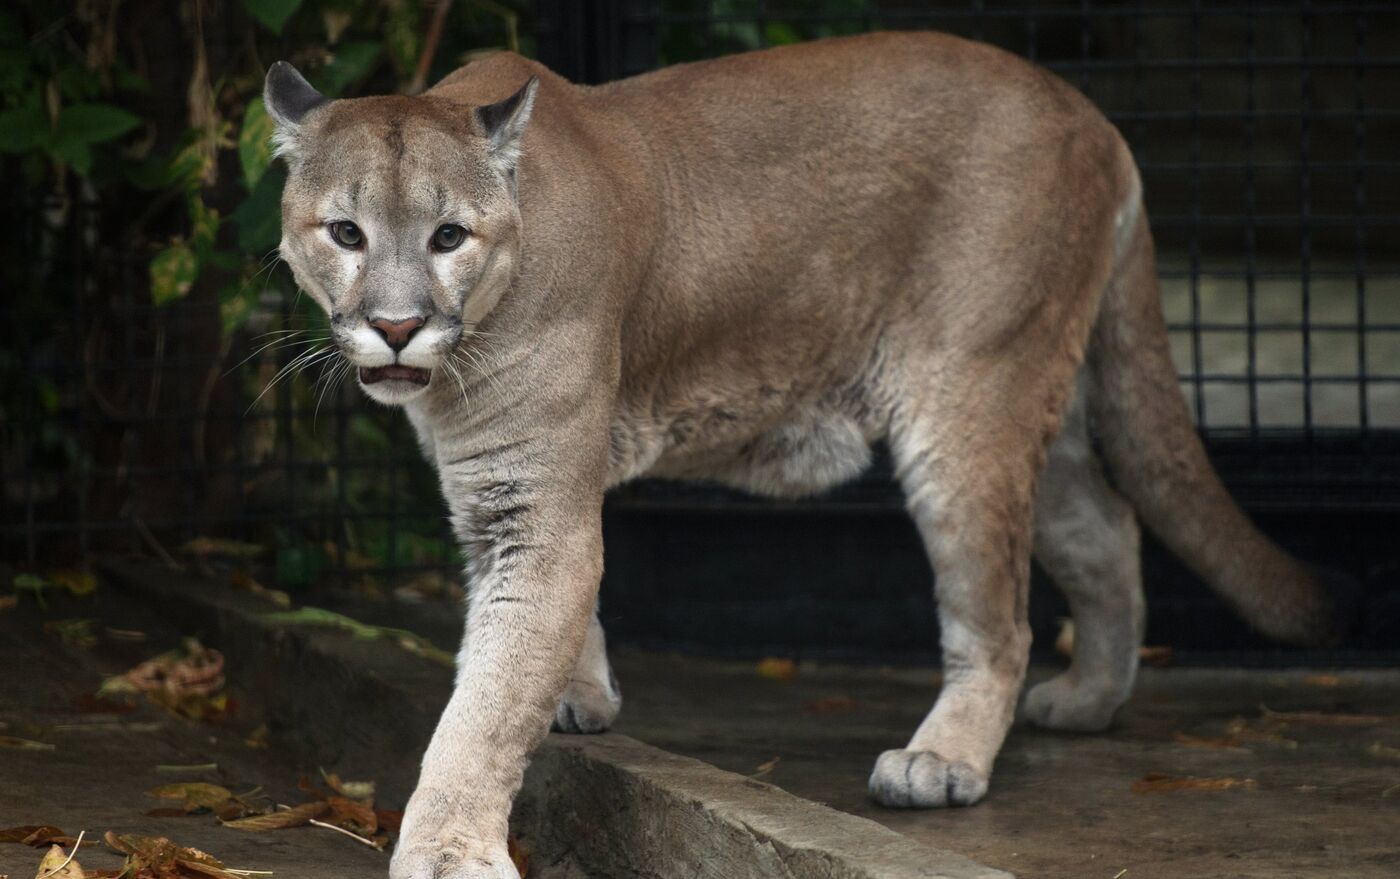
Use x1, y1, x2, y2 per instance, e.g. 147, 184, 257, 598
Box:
552, 680, 620, 734
868, 748, 987, 808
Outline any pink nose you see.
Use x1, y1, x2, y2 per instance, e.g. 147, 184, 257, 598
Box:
369, 316, 425, 352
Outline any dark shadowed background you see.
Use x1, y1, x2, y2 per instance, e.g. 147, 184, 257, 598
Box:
4, 0, 1398, 663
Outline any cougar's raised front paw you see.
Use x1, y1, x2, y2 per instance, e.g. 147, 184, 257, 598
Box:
552, 670, 621, 734
868, 748, 988, 808
1023, 674, 1124, 732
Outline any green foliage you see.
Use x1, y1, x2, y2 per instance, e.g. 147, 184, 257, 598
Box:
243, 0, 305, 35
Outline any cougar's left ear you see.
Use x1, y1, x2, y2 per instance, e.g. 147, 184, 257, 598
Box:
264, 61, 328, 160
475, 76, 538, 174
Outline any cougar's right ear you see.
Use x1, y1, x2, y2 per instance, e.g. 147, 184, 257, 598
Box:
264, 61, 328, 160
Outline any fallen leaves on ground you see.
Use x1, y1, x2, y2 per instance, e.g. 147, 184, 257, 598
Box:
261, 607, 455, 668
1366, 741, 1400, 761
43, 619, 98, 650
751, 756, 781, 778
33, 843, 84, 879
103, 832, 251, 879
145, 784, 238, 817
1303, 674, 1345, 687
97, 640, 232, 723
228, 571, 291, 609
0, 827, 74, 847
178, 538, 264, 559
0, 736, 55, 751
756, 657, 796, 682
1132, 772, 1256, 793
222, 800, 328, 831
46, 571, 98, 598
0, 594, 17, 612
1258, 705, 1387, 727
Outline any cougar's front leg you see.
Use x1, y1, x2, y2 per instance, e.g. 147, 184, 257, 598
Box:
868, 394, 1045, 809
391, 451, 603, 879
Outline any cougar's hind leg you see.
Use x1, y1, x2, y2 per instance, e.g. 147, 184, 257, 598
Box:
1025, 384, 1144, 732
553, 607, 622, 733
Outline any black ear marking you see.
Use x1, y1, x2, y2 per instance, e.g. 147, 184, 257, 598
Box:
264, 61, 328, 128
474, 76, 539, 169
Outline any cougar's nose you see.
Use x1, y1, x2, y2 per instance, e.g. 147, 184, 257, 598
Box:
368, 316, 425, 353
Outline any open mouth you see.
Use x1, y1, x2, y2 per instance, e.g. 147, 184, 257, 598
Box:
359, 365, 432, 386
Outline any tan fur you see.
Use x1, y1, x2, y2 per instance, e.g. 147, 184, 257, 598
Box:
265, 33, 1340, 879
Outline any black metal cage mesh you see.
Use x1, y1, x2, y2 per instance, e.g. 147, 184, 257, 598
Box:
6, 2, 1399, 611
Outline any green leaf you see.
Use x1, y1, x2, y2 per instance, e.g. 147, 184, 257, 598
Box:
231, 164, 285, 255
188, 196, 220, 259
242, 0, 303, 35
220, 277, 262, 335
0, 105, 48, 153
238, 96, 274, 190
312, 41, 381, 98
150, 243, 199, 305
49, 139, 93, 175
52, 103, 140, 146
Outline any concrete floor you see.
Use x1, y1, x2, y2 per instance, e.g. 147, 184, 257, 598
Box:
611, 650, 1400, 879
0, 610, 391, 879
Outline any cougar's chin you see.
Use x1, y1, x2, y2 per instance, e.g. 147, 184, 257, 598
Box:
357, 365, 433, 405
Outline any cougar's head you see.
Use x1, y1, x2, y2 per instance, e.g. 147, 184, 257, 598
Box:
264, 62, 537, 406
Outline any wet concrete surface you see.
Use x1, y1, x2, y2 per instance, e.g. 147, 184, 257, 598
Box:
610, 650, 1400, 879
0, 606, 395, 879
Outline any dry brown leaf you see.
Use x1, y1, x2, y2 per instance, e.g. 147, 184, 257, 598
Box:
33, 843, 83, 879
1138, 645, 1174, 667
0, 736, 54, 751
326, 796, 377, 835
98, 641, 232, 724
146, 783, 233, 813
374, 810, 403, 834
0, 594, 18, 612
751, 756, 781, 778
1366, 741, 1400, 761
1132, 772, 1256, 793
103, 831, 244, 879
320, 770, 375, 803
242, 724, 269, 750
0, 827, 72, 847
222, 801, 329, 832
508, 836, 529, 877
1259, 705, 1387, 726
1303, 674, 1345, 687
756, 657, 796, 682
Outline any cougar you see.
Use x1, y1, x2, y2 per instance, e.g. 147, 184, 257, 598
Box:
264, 31, 1347, 879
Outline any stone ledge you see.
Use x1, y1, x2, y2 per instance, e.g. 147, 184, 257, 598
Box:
100, 558, 1010, 879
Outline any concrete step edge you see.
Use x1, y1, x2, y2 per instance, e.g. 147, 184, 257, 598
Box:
99, 558, 1010, 879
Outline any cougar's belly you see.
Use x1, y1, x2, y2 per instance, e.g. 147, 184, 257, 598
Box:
606, 401, 875, 499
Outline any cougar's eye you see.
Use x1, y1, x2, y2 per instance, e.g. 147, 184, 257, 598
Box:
328, 221, 363, 249
432, 224, 468, 252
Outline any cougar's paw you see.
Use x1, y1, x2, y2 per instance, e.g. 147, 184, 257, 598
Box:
1023, 675, 1124, 732
552, 670, 621, 734
868, 748, 988, 808
389, 842, 518, 879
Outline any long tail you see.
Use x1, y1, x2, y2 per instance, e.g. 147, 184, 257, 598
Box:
1086, 191, 1350, 646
